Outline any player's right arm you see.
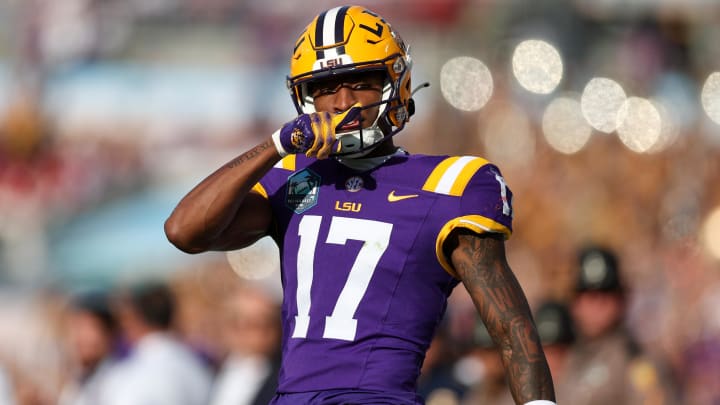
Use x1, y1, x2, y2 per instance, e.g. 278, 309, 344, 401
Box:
164, 108, 356, 253
164, 138, 280, 253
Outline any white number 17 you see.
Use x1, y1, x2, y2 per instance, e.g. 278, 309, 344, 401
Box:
293, 215, 393, 341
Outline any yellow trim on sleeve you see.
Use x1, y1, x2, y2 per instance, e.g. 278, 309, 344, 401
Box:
448, 157, 488, 196
422, 157, 460, 193
280, 154, 296, 171
435, 215, 512, 279
251, 183, 268, 199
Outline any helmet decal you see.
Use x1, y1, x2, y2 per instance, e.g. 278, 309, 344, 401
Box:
313, 6, 350, 60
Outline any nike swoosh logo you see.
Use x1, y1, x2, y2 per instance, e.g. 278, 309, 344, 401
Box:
387, 190, 419, 202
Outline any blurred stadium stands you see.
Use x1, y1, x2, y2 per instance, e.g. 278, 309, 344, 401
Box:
0, 0, 719, 403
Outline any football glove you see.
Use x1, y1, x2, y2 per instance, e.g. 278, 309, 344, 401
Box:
272, 104, 361, 159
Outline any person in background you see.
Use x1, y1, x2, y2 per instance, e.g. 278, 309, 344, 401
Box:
460, 320, 515, 405
416, 321, 467, 405
563, 246, 676, 405
210, 284, 282, 405
58, 291, 119, 405
680, 338, 720, 404
100, 281, 212, 405
532, 300, 575, 404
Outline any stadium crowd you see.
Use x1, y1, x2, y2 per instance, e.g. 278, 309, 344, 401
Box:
1, 0, 719, 404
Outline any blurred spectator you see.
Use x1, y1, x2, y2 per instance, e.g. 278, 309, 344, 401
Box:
679, 338, 720, 405
100, 281, 212, 405
416, 322, 467, 405
460, 321, 514, 405
533, 300, 575, 403
0, 2, 718, 404
563, 246, 677, 405
209, 284, 281, 405
58, 290, 119, 405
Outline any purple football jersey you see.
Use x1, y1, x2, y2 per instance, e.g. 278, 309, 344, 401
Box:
253, 152, 513, 397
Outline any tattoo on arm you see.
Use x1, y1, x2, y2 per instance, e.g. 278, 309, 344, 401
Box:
225, 140, 273, 169
449, 230, 555, 402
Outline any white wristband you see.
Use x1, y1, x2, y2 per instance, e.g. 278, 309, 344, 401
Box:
271, 128, 289, 157
523, 401, 557, 405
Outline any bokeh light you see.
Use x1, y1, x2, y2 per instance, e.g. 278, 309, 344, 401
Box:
616, 97, 662, 153
646, 99, 680, 154
581, 77, 627, 133
701, 206, 720, 261
2, 3, 720, 404
701, 72, 720, 125
512, 39, 564, 95
226, 236, 279, 280
541, 95, 592, 154
440, 56, 494, 111
480, 103, 535, 167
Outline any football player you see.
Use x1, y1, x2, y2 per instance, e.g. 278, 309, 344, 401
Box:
165, 5, 555, 405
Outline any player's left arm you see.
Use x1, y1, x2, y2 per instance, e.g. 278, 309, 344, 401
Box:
447, 229, 555, 404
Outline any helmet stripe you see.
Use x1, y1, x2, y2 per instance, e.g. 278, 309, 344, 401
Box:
313, 7, 351, 62
314, 10, 327, 59
322, 7, 340, 48
334, 6, 349, 55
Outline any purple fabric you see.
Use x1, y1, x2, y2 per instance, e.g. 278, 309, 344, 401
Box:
269, 388, 424, 405
258, 153, 513, 396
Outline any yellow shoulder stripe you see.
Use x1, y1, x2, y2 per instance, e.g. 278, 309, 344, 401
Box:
422, 156, 460, 192
273, 154, 296, 171
422, 156, 489, 196
251, 183, 268, 199
435, 215, 512, 279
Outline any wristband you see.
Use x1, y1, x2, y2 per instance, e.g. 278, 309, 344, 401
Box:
271, 128, 289, 158
523, 401, 556, 405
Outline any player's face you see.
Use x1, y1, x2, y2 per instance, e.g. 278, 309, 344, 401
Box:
309, 71, 385, 128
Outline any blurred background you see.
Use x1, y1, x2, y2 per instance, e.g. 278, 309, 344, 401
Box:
0, 0, 719, 404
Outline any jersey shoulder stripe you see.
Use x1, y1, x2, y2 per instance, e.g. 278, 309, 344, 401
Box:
274, 154, 297, 171
251, 182, 268, 198
435, 215, 512, 278
421, 156, 489, 196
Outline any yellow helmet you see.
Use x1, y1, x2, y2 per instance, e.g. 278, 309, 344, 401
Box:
287, 5, 413, 154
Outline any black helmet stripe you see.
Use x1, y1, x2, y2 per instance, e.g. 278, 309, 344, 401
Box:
333, 6, 349, 55
314, 6, 350, 60
314, 10, 327, 59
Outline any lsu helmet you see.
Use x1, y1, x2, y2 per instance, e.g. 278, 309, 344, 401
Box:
287, 5, 414, 156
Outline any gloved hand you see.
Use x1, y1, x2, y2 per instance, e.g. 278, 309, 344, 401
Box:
272, 104, 361, 159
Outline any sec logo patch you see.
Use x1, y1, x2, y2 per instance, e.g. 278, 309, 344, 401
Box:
345, 176, 364, 192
